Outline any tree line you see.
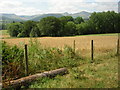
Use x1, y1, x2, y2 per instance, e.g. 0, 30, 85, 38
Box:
7, 11, 120, 37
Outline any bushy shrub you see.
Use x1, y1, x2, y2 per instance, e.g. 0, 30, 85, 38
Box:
27, 39, 82, 74
2, 41, 24, 80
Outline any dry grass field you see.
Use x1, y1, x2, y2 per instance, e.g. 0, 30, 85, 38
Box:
0, 30, 118, 57
1, 35, 118, 56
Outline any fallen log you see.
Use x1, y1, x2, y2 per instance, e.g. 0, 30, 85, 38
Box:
3, 68, 68, 88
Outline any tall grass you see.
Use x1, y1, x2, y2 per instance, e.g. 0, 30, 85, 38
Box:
2, 41, 24, 81
2, 38, 83, 81
27, 38, 83, 74
29, 50, 118, 88
2, 38, 118, 88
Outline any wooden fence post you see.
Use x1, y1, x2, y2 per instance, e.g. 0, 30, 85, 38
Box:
117, 39, 119, 55
24, 44, 28, 76
73, 40, 76, 54
91, 40, 94, 61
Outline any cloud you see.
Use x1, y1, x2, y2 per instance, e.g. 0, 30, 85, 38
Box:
0, 1, 22, 8
0, 0, 118, 15
95, 0, 119, 2
47, 0, 118, 13
94, 2, 118, 12
0, 0, 44, 15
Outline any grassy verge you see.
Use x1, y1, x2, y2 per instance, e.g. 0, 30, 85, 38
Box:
29, 51, 118, 88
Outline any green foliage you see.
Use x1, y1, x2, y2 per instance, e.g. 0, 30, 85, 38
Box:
2, 41, 24, 80
7, 22, 23, 37
7, 11, 120, 37
22, 20, 36, 37
30, 26, 41, 37
29, 51, 118, 88
38, 16, 61, 36
74, 17, 84, 24
0, 23, 7, 30
2, 38, 118, 88
64, 16, 74, 22
27, 39, 81, 74
89, 11, 119, 34
64, 21, 77, 36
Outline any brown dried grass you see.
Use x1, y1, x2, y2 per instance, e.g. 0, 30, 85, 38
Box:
1, 36, 118, 54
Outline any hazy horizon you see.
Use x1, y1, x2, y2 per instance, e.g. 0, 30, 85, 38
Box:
0, 0, 119, 15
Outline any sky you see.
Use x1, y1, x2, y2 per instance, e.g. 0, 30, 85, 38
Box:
0, 0, 119, 15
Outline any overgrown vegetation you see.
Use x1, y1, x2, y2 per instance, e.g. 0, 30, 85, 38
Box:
2, 39, 82, 82
2, 37, 118, 88
2, 41, 24, 81
29, 50, 118, 88
7, 11, 120, 37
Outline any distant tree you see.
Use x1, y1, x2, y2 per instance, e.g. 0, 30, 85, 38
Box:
76, 20, 96, 35
64, 21, 76, 36
7, 23, 23, 37
64, 16, 74, 22
89, 11, 119, 34
19, 20, 36, 37
30, 26, 41, 37
115, 13, 120, 33
76, 22, 88, 35
58, 16, 68, 36
74, 17, 84, 24
38, 16, 61, 36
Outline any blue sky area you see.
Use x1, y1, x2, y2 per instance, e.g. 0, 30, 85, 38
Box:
0, 0, 119, 15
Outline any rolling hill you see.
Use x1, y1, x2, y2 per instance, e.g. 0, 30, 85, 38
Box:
0, 13, 25, 22
31, 14, 63, 21
0, 11, 91, 22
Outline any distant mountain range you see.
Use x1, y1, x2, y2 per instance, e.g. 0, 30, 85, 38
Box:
0, 11, 91, 23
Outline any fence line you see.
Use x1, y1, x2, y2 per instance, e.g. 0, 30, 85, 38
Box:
73, 40, 76, 54
117, 39, 119, 55
91, 40, 94, 61
24, 44, 28, 76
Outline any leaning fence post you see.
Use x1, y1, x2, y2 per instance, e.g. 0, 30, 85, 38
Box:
91, 40, 94, 61
24, 44, 28, 76
117, 39, 120, 55
73, 40, 76, 54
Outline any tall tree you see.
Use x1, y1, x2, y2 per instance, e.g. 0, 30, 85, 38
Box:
38, 16, 61, 36
7, 23, 23, 37
74, 17, 84, 24
30, 26, 41, 37
64, 21, 76, 36
22, 20, 36, 37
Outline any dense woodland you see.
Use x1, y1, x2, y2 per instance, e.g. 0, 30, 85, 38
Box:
6, 11, 120, 37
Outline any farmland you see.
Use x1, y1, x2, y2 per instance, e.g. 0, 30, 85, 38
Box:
0, 30, 118, 50
1, 30, 119, 88
1, 30, 118, 57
